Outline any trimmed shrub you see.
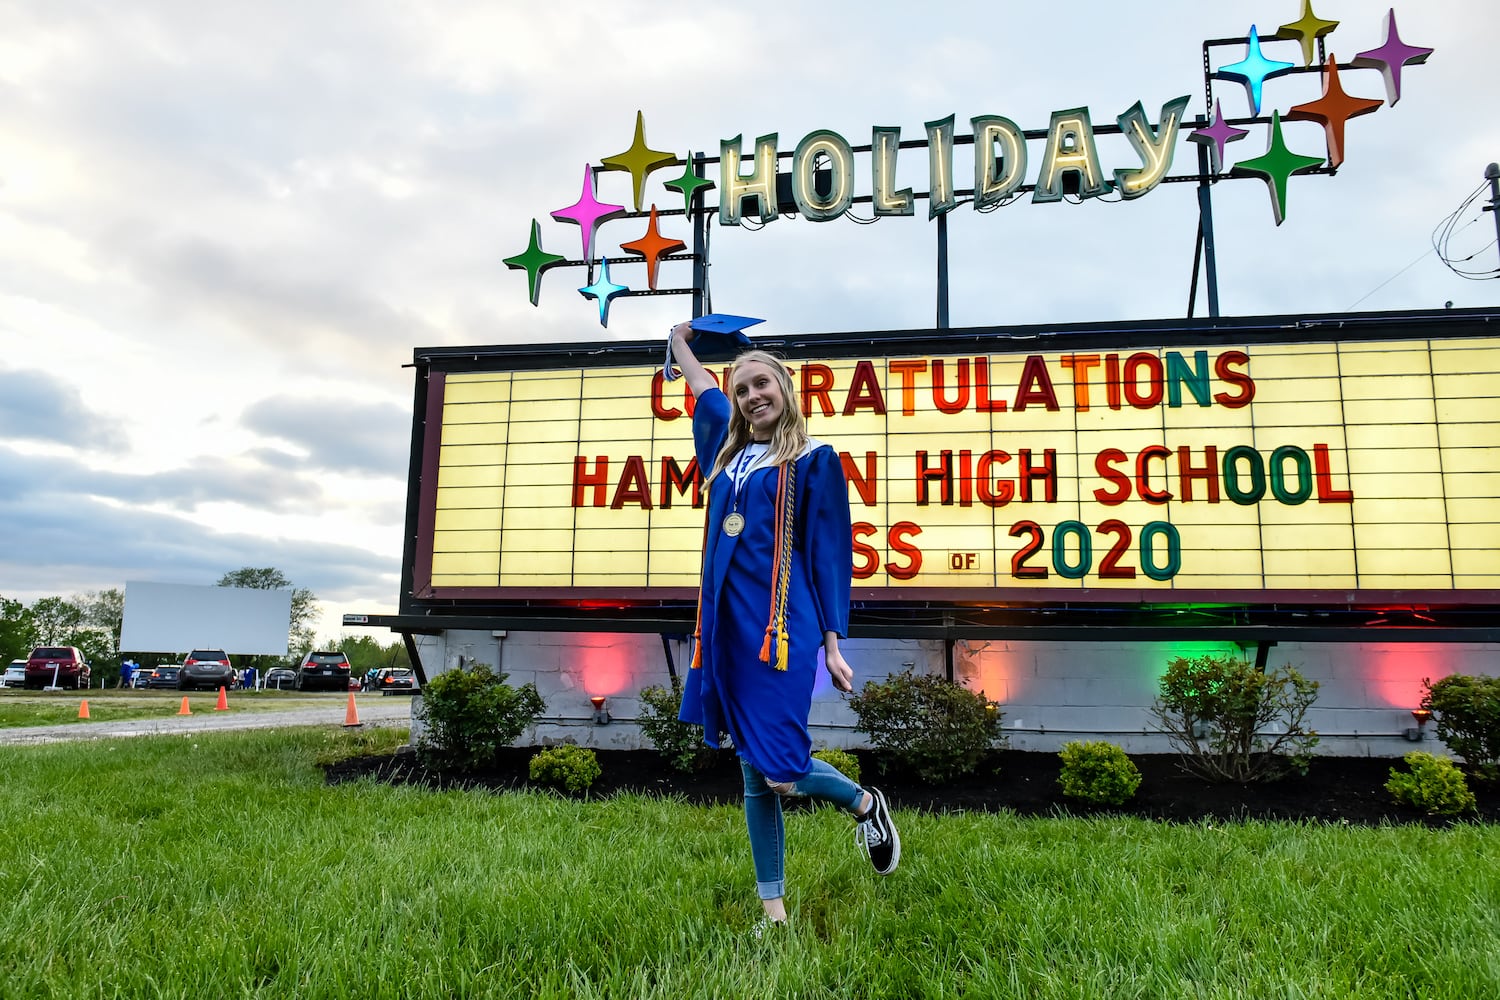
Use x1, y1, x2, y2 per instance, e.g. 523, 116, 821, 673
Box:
416, 662, 545, 771
1422, 674, 1500, 780
1386, 751, 1477, 816
1057, 741, 1142, 806
813, 747, 861, 784
848, 669, 1004, 784
638, 674, 728, 773
1153, 654, 1319, 783
529, 745, 602, 793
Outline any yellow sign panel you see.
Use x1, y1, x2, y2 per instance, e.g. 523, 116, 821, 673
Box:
425, 337, 1500, 597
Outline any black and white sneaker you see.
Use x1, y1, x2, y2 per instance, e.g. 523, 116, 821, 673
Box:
854, 786, 900, 875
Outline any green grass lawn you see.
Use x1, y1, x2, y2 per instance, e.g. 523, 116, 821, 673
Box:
0, 688, 355, 728
2, 729, 1498, 999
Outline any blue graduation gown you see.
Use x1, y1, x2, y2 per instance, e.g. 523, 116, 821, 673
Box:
678, 388, 853, 783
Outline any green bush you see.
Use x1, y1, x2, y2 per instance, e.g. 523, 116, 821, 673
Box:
638, 674, 728, 773
1422, 674, 1500, 780
1386, 751, 1477, 816
848, 669, 1003, 784
1057, 741, 1142, 806
416, 662, 545, 771
1153, 654, 1319, 783
813, 747, 861, 784
529, 744, 602, 793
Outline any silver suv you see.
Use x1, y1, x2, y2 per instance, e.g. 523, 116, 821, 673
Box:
180, 649, 235, 691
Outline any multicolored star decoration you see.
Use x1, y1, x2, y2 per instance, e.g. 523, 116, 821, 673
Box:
600, 111, 678, 213
578, 257, 629, 326
619, 206, 686, 290
502, 220, 566, 306
1209, 6, 1432, 225
1231, 111, 1324, 226
1285, 56, 1383, 169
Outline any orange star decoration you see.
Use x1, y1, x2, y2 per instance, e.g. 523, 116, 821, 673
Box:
1285, 56, 1383, 168
620, 206, 685, 290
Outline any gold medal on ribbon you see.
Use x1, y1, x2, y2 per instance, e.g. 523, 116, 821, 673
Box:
723, 512, 745, 536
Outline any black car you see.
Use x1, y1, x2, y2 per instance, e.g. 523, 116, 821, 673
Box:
264, 667, 298, 690
295, 651, 352, 692
179, 649, 235, 692
373, 668, 418, 695
144, 665, 182, 689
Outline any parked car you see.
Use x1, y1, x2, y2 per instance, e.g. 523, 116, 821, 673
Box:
144, 665, 182, 689
2, 660, 27, 688
264, 667, 297, 690
179, 649, 235, 691
24, 646, 91, 690
295, 651, 352, 692
374, 667, 418, 695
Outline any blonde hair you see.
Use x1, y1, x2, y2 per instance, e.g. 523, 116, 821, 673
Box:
707, 350, 809, 481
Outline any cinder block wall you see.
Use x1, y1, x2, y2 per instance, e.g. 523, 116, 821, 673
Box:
408, 629, 1497, 758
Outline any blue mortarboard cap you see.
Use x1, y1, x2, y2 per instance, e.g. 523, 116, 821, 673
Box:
664, 313, 765, 379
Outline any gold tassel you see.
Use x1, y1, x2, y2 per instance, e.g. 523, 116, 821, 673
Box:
775, 627, 789, 671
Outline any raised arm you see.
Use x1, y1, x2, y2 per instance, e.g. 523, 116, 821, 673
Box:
671, 321, 719, 400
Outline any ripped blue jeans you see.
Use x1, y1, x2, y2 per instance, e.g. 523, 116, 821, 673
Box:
740, 756, 867, 900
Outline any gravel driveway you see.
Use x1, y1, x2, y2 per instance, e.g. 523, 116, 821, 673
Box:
0, 697, 417, 745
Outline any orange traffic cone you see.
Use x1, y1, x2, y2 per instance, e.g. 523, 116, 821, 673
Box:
215, 686, 229, 711
343, 691, 361, 728
177, 696, 192, 716
78, 700, 90, 719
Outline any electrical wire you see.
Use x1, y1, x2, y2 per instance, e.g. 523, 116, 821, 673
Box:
1433, 180, 1499, 280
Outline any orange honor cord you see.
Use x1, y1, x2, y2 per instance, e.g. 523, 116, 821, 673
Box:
759, 461, 796, 670
690, 508, 710, 669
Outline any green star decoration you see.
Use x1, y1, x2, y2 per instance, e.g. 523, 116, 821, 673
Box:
1231, 111, 1324, 226
502, 220, 566, 306
600, 111, 679, 213
664, 151, 715, 217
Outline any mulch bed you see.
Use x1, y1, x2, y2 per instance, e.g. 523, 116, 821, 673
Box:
325, 747, 1500, 826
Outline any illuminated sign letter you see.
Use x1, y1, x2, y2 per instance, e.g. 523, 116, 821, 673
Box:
792, 130, 855, 221
872, 126, 913, 217
926, 115, 957, 219
1033, 107, 1110, 203
1112, 96, 1191, 199
971, 115, 1027, 210
719, 133, 780, 226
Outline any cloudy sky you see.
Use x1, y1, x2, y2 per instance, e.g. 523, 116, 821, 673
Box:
1, 0, 1494, 639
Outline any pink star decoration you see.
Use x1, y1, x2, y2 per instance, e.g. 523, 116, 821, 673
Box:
1188, 99, 1250, 175
550, 166, 626, 260
1351, 9, 1433, 106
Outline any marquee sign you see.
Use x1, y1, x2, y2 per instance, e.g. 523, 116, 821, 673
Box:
503, 4, 1432, 326
414, 321, 1499, 607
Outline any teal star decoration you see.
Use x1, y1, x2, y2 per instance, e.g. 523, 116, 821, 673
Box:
1231, 111, 1324, 225
1215, 25, 1296, 115
600, 111, 679, 213
578, 257, 629, 327
502, 220, 566, 306
664, 151, 715, 217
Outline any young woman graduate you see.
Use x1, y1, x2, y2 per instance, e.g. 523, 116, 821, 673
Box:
668, 320, 901, 929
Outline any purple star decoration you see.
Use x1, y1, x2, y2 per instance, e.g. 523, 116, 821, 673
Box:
1189, 99, 1250, 175
1352, 9, 1433, 106
551, 166, 626, 260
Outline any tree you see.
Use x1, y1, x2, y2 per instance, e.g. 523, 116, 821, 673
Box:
78, 588, 124, 666
336, 635, 409, 674
29, 596, 85, 647
217, 567, 319, 659
1, 596, 39, 662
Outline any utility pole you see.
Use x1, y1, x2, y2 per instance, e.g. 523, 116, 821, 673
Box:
1486, 163, 1500, 274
